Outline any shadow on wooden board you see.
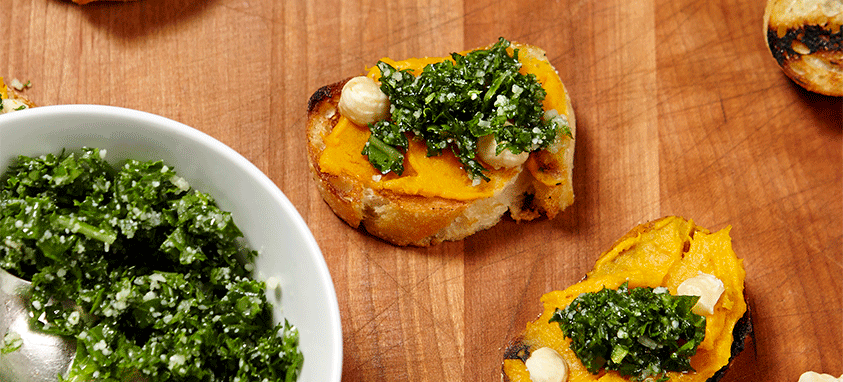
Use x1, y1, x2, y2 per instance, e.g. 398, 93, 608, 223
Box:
57, 0, 219, 40
787, 79, 843, 131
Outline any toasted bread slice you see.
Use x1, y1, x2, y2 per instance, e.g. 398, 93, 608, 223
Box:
764, 0, 843, 96
502, 216, 751, 382
306, 42, 576, 246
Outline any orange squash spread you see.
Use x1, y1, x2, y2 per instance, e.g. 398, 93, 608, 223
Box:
503, 217, 747, 382
0, 77, 8, 100
317, 44, 572, 201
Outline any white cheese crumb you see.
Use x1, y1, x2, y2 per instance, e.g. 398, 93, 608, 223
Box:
476, 134, 529, 170
67, 311, 81, 326
265, 276, 280, 290
677, 272, 725, 316
168, 354, 186, 370
9, 78, 25, 91
169, 175, 191, 192
93, 340, 112, 356
3, 98, 27, 114
0, 331, 22, 352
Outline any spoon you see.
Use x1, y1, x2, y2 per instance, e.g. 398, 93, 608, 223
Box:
0, 267, 75, 382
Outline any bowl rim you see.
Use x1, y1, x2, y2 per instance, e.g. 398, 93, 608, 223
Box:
0, 104, 343, 382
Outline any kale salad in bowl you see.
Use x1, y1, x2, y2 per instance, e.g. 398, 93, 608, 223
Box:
0, 105, 342, 382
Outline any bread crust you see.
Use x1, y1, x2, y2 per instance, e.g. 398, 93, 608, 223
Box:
306, 43, 576, 246
764, 0, 843, 96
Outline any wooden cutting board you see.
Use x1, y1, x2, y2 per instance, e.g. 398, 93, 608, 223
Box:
0, 0, 840, 381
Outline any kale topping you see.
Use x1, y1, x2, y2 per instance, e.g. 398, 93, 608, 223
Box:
363, 37, 571, 181
0, 148, 303, 381
549, 282, 706, 382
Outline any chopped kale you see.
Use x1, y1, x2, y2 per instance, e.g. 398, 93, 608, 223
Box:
364, 37, 571, 181
0, 147, 303, 381
549, 282, 706, 382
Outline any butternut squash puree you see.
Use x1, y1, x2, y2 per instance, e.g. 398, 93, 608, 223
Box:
317, 43, 572, 201
0, 77, 8, 100
503, 217, 747, 382
319, 116, 519, 200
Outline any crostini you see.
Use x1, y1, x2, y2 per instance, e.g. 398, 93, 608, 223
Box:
502, 216, 751, 382
764, 0, 843, 96
306, 38, 575, 246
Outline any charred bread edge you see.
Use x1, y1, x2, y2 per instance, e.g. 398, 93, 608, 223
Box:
307, 80, 342, 115
709, 297, 753, 382
766, 25, 843, 68
764, 12, 843, 96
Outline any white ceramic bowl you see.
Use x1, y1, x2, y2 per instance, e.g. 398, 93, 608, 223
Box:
0, 105, 342, 382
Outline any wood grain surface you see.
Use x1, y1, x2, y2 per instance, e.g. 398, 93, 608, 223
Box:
1, 0, 841, 381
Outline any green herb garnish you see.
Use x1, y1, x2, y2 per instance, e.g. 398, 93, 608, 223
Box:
364, 37, 571, 181
549, 282, 706, 382
0, 148, 303, 381
0, 331, 23, 354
